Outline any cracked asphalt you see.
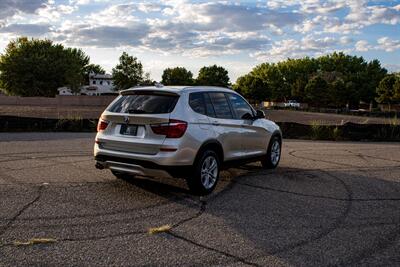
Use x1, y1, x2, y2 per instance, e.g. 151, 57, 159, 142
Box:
0, 132, 399, 266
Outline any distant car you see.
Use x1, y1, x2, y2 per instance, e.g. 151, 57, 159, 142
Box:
284, 100, 300, 108
94, 86, 282, 195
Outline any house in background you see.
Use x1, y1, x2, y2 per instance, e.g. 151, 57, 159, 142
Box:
58, 73, 116, 96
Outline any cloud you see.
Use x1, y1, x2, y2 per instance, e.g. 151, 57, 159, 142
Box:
0, 0, 47, 22
159, 1, 303, 33
354, 38, 400, 52
251, 35, 348, 62
377, 37, 400, 52
0, 23, 50, 36
355, 40, 371, 52
61, 24, 151, 47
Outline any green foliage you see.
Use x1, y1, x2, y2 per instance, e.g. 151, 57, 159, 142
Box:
141, 72, 155, 86
233, 73, 269, 102
55, 115, 84, 132
309, 120, 329, 140
161, 67, 193, 85
112, 52, 144, 90
234, 52, 387, 108
305, 75, 329, 107
331, 126, 343, 141
196, 65, 230, 87
376, 74, 400, 108
0, 37, 91, 97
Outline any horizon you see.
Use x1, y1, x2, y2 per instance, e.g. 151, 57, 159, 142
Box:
0, 0, 399, 82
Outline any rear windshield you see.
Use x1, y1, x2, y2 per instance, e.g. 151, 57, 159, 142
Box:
108, 94, 179, 114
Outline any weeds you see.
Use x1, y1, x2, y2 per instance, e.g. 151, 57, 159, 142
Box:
310, 120, 328, 140
55, 115, 83, 131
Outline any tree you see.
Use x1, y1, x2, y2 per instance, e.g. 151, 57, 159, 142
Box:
141, 72, 155, 86
305, 75, 330, 107
0, 37, 90, 97
161, 67, 193, 85
112, 52, 144, 90
376, 74, 400, 110
196, 65, 230, 87
233, 52, 387, 107
234, 73, 269, 102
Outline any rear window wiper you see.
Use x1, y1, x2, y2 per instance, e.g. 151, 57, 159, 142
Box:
127, 109, 147, 114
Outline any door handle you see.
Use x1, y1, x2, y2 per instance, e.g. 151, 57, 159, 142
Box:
212, 121, 220, 126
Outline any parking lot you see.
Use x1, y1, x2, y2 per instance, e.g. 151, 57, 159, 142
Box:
0, 133, 399, 266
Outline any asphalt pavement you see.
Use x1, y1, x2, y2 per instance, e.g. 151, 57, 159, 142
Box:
0, 133, 399, 266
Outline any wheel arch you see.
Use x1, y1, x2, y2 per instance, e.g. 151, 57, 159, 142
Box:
194, 139, 224, 165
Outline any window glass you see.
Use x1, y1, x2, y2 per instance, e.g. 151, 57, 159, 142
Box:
108, 93, 178, 114
204, 93, 216, 117
189, 92, 206, 115
227, 93, 254, 119
209, 92, 233, 119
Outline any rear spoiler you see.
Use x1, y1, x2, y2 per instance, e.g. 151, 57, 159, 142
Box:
120, 89, 179, 96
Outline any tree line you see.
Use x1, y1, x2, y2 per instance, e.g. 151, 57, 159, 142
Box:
234, 52, 399, 108
112, 52, 230, 89
0, 37, 398, 108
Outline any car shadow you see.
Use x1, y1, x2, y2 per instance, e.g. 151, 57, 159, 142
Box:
119, 164, 400, 266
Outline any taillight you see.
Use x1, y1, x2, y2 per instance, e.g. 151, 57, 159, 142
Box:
151, 119, 187, 138
97, 118, 109, 132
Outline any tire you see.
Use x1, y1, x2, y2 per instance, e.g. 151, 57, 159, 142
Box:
186, 150, 220, 195
261, 135, 281, 169
111, 170, 134, 180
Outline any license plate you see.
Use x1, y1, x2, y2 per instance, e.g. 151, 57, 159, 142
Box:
120, 124, 138, 136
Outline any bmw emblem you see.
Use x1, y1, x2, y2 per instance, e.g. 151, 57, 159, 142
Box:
124, 116, 129, 124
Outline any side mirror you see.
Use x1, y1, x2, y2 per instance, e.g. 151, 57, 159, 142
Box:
255, 109, 265, 119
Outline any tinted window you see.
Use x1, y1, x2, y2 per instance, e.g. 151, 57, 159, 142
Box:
227, 93, 254, 119
108, 93, 178, 114
209, 92, 233, 119
204, 93, 216, 117
189, 92, 206, 115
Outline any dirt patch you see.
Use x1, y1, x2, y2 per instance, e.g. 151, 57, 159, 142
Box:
0, 105, 104, 119
0, 105, 399, 125
265, 110, 398, 125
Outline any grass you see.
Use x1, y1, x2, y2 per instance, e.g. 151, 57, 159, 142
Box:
309, 120, 343, 141
148, 225, 172, 235
310, 120, 329, 140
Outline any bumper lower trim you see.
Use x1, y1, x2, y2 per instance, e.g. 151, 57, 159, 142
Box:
95, 154, 191, 178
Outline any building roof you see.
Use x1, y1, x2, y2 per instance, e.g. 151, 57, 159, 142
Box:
89, 73, 113, 79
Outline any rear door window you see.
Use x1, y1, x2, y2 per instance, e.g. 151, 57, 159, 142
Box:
108, 93, 178, 114
208, 92, 233, 119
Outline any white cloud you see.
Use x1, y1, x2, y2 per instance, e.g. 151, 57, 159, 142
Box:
355, 40, 371, 52
251, 35, 349, 62
0, 0, 47, 23
377, 37, 400, 52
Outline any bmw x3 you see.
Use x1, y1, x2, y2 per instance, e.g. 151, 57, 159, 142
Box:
94, 86, 282, 195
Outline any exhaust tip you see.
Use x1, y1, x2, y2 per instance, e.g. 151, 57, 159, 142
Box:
95, 162, 105, 170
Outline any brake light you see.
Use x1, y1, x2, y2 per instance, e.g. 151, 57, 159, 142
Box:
151, 119, 187, 138
97, 118, 109, 132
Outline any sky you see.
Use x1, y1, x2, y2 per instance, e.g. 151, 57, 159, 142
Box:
0, 0, 399, 82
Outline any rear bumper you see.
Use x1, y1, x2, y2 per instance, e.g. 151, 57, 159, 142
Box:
95, 154, 192, 178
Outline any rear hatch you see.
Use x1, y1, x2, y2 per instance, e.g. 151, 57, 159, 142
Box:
98, 90, 179, 155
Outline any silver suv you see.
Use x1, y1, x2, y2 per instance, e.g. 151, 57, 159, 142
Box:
94, 86, 282, 195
